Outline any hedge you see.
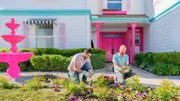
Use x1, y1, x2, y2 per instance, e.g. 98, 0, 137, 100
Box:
134, 52, 180, 76
0, 48, 106, 72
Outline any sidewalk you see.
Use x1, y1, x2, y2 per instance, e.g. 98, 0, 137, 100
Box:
104, 63, 180, 86
0, 63, 180, 86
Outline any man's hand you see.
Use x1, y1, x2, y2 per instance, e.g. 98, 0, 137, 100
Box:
76, 69, 83, 73
120, 66, 124, 68
74, 67, 83, 73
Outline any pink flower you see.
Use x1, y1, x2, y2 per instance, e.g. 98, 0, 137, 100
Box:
45, 74, 50, 78
54, 84, 57, 89
116, 84, 119, 87
116, 94, 120, 96
138, 92, 141, 95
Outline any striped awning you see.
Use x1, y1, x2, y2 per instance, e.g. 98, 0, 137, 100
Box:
24, 18, 57, 25
24, 18, 57, 29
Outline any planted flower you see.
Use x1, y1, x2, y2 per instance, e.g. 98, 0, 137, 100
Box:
121, 66, 131, 73
138, 91, 142, 96
127, 90, 131, 94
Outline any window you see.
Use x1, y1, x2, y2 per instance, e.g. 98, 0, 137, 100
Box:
130, 33, 140, 45
35, 25, 54, 48
107, 0, 122, 10
102, 33, 123, 38
135, 33, 140, 44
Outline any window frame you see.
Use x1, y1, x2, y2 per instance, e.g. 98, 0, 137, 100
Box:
107, 0, 122, 10
35, 25, 54, 48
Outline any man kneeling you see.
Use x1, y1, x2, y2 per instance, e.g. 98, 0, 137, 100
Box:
68, 48, 94, 84
112, 45, 135, 85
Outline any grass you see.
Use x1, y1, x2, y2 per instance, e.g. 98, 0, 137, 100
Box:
0, 88, 66, 101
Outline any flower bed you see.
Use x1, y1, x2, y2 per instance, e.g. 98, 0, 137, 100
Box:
0, 75, 180, 101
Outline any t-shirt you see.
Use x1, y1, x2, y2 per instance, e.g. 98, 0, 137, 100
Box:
68, 53, 91, 71
112, 53, 129, 73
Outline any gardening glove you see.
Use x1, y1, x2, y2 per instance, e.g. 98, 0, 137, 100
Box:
83, 71, 94, 78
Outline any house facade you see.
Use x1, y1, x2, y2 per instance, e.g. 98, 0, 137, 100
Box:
0, 0, 180, 63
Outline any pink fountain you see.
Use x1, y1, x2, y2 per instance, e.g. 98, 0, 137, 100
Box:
0, 18, 34, 78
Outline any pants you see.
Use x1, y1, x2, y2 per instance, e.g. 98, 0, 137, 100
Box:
68, 62, 91, 84
115, 69, 134, 84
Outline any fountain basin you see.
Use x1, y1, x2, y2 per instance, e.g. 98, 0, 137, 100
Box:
0, 52, 34, 62
0, 52, 34, 78
1, 35, 25, 43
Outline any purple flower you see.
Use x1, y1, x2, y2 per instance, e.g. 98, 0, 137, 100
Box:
70, 97, 76, 101
143, 93, 147, 96
123, 95, 126, 99
138, 92, 141, 96
127, 99, 131, 101
145, 90, 149, 94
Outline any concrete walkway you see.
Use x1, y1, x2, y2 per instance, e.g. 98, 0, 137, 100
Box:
0, 63, 180, 86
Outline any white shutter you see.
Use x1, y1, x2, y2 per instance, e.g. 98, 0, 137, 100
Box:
59, 23, 66, 49
23, 23, 30, 48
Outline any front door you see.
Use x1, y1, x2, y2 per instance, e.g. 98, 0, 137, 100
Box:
101, 33, 125, 61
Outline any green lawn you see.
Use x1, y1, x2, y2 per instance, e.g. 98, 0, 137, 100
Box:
0, 89, 66, 101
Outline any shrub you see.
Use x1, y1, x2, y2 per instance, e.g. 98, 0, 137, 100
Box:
0, 63, 8, 72
90, 54, 106, 70
22, 77, 46, 91
30, 55, 70, 71
135, 52, 180, 76
0, 76, 13, 89
0, 48, 10, 52
152, 64, 180, 76
0, 48, 106, 71
19, 48, 106, 56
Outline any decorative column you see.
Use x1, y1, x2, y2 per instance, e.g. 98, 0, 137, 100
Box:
129, 23, 138, 63
93, 23, 103, 49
